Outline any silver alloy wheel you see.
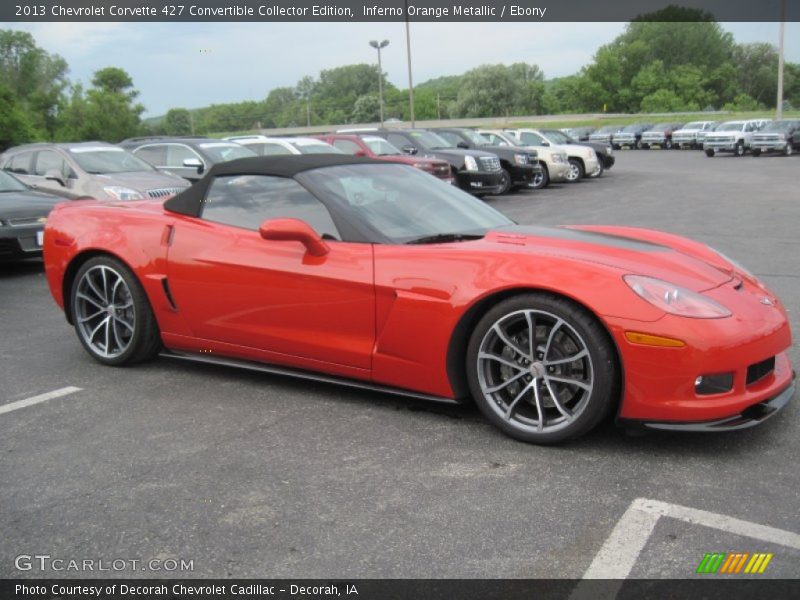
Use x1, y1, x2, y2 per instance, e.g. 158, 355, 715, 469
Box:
567, 162, 581, 181
786, 144, 793, 156
476, 309, 594, 434
75, 265, 135, 358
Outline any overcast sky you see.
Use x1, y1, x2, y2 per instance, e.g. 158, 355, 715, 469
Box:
7, 21, 799, 116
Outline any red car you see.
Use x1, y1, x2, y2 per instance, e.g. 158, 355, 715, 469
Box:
315, 133, 453, 184
43, 155, 794, 444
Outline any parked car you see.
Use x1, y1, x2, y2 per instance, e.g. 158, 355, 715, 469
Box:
750, 120, 800, 157
611, 123, 653, 149
505, 128, 602, 181
540, 129, 615, 175
589, 125, 623, 144
367, 129, 505, 196
120, 136, 256, 181
314, 133, 453, 183
640, 123, 685, 149
703, 120, 770, 157
224, 135, 342, 156
672, 121, 718, 149
561, 127, 596, 141
43, 154, 794, 444
0, 170, 65, 261
430, 128, 541, 193
1, 142, 189, 201
477, 129, 570, 189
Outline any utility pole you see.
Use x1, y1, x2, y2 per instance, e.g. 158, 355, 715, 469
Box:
404, 0, 415, 127
776, 0, 786, 120
369, 40, 389, 127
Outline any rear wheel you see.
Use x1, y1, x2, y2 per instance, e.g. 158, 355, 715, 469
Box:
71, 256, 162, 366
466, 294, 618, 444
752, 149, 762, 157
705, 148, 715, 157
566, 159, 584, 182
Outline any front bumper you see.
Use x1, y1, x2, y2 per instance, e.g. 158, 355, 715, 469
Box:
613, 135, 637, 147
508, 163, 541, 186
674, 134, 698, 147
704, 140, 740, 152
641, 135, 667, 146
751, 141, 788, 153
455, 170, 504, 195
0, 225, 45, 260
626, 378, 795, 432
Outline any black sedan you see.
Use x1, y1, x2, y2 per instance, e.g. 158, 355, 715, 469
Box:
0, 170, 64, 260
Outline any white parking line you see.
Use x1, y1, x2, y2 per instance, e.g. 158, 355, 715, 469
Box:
0, 386, 82, 415
569, 497, 800, 598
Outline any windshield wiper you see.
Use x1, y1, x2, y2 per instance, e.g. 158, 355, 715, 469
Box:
405, 233, 484, 245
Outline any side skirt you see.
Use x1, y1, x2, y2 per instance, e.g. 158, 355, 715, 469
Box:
160, 349, 461, 405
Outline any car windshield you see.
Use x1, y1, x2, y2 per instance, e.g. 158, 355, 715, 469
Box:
298, 164, 512, 244
759, 121, 797, 133
0, 170, 30, 192
650, 123, 671, 130
68, 147, 155, 174
622, 124, 644, 132
198, 142, 256, 162
363, 137, 402, 155
460, 130, 491, 145
716, 123, 745, 132
408, 131, 452, 150
542, 130, 571, 143
595, 126, 617, 134
682, 122, 705, 129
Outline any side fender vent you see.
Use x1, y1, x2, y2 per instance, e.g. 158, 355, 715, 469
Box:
161, 277, 178, 311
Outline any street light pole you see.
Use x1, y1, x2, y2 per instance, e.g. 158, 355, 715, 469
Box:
404, 0, 415, 127
776, 0, 786, 120
369, 39, 389, 127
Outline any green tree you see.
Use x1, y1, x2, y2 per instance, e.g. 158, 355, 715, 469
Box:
0, 29, 69, 138
164, 108, 193, 135
0, 82, 34, 150
79, 67, 145, 142
451, 63, 545, 118
350, 94, 380, 123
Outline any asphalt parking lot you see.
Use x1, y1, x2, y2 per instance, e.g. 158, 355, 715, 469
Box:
1, 149, 799, 581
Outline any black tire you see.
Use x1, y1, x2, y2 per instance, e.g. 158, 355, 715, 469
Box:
497, 168, 512, 194
635, 140, 643, 150
70, 255, 162, 366
531, 163, 549, 189
465, 293, 619, 444
705, 148, 715, 157
752, 149, 762, 157
665, 139, 673, 150
785, 144, 794, 157
612, 144, 620, 150
735, 141, 746, 157
641, 143, 650, 150
566, 158, 584, 182
588, 161, 604, 178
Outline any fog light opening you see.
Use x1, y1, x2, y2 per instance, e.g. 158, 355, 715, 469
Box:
695, 373, 734, 395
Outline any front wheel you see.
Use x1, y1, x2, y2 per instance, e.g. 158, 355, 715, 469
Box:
735, 141, 746, 157
497, 168, 512, 194
466, 294, 619, 444
665, 139, 673, 150
752, 149, 762, 157
785, 144, 794, 157
71, 256, 162, 366
566, 159, 584, 182
531, 164, 549, 189
705, 148, 715, 157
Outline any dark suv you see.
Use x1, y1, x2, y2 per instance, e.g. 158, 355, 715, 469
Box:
430, 128, 541, 194
120, 136, 256, 181
363, 129, 505, 196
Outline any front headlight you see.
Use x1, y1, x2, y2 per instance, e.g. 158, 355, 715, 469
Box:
624, 275, 731, 319
552, 153, 568, 164
103, 186, 144, 201
464, 155, 479, 171
513, 153, 528, 165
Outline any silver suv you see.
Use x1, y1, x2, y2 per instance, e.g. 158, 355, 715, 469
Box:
0, 142, 189, 200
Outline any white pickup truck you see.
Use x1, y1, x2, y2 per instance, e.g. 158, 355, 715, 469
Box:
703, 120, 771, 157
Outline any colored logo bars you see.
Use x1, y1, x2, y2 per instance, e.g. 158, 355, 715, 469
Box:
696, 552, 773, 574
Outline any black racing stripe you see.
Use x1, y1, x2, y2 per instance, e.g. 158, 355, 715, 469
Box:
496, 225, 668, 252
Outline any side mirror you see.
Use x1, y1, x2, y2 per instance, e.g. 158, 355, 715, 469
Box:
401, 145, 418, 155
182, 157, 204, 174
540, 141, 550, 146
457, 141, 469, 149
44, 169, 66, 186
258, 218, 330, 257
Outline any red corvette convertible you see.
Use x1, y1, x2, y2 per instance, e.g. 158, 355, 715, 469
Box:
43, 155, 794, 443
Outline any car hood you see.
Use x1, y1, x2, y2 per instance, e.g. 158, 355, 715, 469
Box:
570, 141, 609, 154
92, 170, 190, 191
423, 148, 497, 161
480, 225, 734, 292
0, 190, 65, 219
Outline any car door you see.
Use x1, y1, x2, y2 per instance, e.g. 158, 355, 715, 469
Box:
29, 150, 82, 198
166, 173, 375, 371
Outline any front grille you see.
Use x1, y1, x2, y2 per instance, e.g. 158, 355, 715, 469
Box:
0, 239, 18, 255
147, 187, 186, 198
7, 217, 44, 227
753, 135, 781, 143
479, 156, 501, 172
747, 357, 775, 386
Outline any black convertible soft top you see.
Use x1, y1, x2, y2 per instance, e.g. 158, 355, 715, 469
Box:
164, 154, 382, 217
